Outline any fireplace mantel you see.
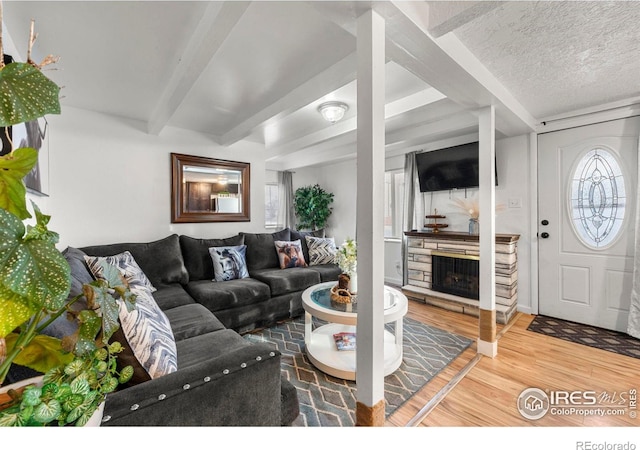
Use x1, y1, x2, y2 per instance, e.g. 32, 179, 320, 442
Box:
402, 231, 520, 324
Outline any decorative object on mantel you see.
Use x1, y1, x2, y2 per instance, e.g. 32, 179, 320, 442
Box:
424, 209, 448, 233
336, 238, 357, 294
450, 196, 505, 235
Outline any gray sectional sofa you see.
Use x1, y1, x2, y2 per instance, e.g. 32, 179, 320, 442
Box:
69, 228, 340, 426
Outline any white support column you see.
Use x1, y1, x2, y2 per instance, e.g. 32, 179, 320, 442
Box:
355, 9, 386, 426
478, 105, 497, 357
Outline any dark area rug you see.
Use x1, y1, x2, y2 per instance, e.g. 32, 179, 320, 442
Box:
527, 315, 640, 360
244, 316, 472, 426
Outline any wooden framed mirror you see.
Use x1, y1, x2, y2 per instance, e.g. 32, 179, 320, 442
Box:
171, 153, 250, 223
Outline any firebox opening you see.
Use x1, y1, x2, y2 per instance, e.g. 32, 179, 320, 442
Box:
432, 252, 479, 300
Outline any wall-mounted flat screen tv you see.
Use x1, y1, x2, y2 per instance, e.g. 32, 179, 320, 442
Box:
415, 141, 497, 192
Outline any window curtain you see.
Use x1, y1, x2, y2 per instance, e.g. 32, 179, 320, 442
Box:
629, 139, 640, 339
277, 171, 295, 230
401, 152, 419, 285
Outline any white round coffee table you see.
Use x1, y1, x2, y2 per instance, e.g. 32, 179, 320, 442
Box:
301, 281, 408, 380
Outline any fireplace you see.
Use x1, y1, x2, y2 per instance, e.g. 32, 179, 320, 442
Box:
431, 251, 479, 300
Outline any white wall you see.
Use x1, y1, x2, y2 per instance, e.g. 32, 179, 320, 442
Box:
292, 134, 534, 312
34, 107, 269, 249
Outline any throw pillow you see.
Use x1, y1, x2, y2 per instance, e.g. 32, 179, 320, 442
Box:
84, 252, 178, 383
208, 245, 250, 281
274, 239, 307, 269
305, 236, 337, 265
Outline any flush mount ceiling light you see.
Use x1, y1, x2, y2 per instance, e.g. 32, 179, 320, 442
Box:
317, 101, 349, 123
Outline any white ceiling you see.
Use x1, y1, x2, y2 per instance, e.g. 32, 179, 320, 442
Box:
2, 1, 639, 170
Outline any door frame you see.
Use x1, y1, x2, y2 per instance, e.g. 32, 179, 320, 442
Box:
532, 103, 640, 318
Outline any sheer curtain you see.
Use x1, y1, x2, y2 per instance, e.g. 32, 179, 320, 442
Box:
629, 140, 640, 339
401, 152, 419, 285
276, 171, 295, 230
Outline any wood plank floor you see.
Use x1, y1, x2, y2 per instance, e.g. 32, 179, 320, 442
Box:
386, 298, 640, 427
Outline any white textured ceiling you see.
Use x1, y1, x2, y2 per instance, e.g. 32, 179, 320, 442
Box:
2, 1, 639, 169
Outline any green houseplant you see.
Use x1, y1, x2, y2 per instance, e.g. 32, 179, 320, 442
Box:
0, 5, 136, 426
293, 184, 334, 231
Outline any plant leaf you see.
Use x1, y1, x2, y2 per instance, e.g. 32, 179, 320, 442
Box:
25, 202, 59, 244
69, 309, 102, 357
0, 286, 34, 338
0, 147, 38, 220
0, 62, 61, 127
33, 398, 61, 424
0, 207, 70, 319
5, 332, 73, 374
82, 281, 123, 342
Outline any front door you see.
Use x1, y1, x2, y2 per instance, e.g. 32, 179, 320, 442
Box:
537, 117, 639, 331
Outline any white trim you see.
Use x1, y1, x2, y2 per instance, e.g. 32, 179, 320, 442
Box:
528, 132, 539, 315
537, 100, 640, 134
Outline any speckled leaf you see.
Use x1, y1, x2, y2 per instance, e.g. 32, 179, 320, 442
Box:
0, 147, 38, 220
25, 202, 59, 244
0, 207, 70, 323
82, 282, 121, 343
0, 62, 60, 127
0, 285, 34, 338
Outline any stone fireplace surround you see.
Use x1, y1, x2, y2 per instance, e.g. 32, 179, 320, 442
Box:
402, 231, 520, 324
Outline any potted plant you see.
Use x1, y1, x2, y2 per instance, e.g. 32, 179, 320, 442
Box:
293, 184, 334, 231
336, 238, 357, 294
0, 5, 136, 426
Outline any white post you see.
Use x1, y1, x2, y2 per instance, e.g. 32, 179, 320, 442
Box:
478, 105, 497, 357
355, 9, 386, 426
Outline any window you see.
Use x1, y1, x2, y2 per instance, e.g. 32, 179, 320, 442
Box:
570, 147, 626, 249
384, 169, 405, 239
265, 183, 279, 228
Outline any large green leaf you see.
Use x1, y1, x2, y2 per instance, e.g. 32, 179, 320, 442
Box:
0, 207, 70, 318
0, 147, 38, 220
5, 332, 73, 373
0, 62, 61, 127
0, 285, 34, 338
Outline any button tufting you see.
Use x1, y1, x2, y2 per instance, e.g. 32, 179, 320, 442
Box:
269, 352, 275, 357
256, 356, 262, 361
204, 376, 211, 382
183, 384, 190, 390
158, 394, 166, 401
130, 404, 139, 411
102, 415, 111, 423
240, 362, 247, 368
223, 369, 230, 375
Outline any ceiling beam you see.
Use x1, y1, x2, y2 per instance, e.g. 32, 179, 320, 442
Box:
147, 1, 250, 135
218, 52, 358, 146
264, 87, 446, 159
385, 1, 537, 136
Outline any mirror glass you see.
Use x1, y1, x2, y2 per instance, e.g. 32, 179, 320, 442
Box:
171, 153, 250, 223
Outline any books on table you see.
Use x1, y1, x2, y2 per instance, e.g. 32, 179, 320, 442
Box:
333, 332, 356, 351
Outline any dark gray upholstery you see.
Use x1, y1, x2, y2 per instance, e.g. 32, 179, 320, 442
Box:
66, 228, 342, 426
241, 229, 290, 271
184, 278, 270, 312
80, 234, 189, 287
250, 267, 321, 297
179, 234, 244, 281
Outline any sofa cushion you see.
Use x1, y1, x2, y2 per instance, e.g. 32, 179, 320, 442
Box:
290, 228, 325, 264
80, 234, 188, 287
305, 236, 337, 265
209, 245, 250, 281
179, 234, 244, 281
152, 284, 195, 311
241, 229, 290, 272
164, 304, 225, 341
250, 267, 320, 297
184, 278, 271, 313
274, 239, 307, 269
85, 253, 178, 384
176, 329, 252, 369
305, 263, 342, 282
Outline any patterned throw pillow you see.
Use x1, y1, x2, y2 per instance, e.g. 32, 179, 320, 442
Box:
84, 252, 178, 382
208, 245, 250, 281
274, 239, 307, 269
305, 236, 337, 265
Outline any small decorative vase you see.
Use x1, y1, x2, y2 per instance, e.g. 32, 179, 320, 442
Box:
468, 218, 479, 235
348, 273, 358, 295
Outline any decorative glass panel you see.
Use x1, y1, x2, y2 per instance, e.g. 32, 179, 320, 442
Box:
570, 148, 625, 249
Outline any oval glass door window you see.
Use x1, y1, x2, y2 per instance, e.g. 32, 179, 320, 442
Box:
570, 147, 626, 249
